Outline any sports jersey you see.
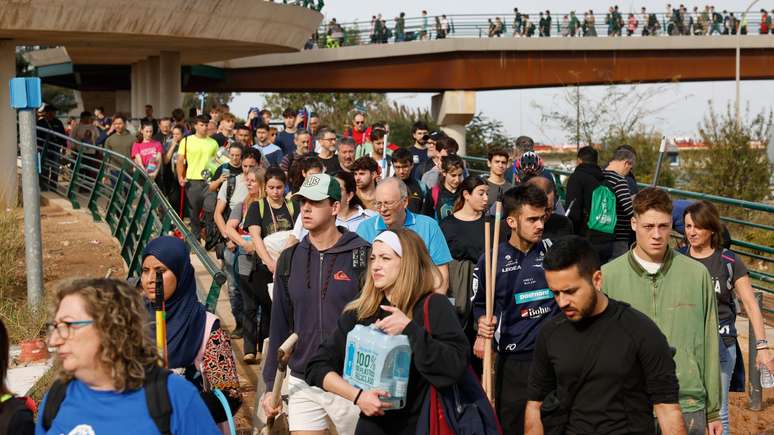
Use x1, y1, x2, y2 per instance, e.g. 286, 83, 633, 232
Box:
178, 135, 218, 180
471, 239, 560, 357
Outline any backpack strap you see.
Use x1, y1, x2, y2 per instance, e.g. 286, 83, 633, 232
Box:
42, 379, 69, 431
276, 243, 299, 332
431, 185, 441, 209
144, 365, 172, 435
0, 396, 32, 433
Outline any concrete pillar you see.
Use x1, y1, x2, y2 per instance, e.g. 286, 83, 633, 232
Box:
133, 60, 149, 119
0, 42, 17, 207
146, 55, 161, 116
141, 59, 153, 115
130, 62, 142, 118
115, 90, 131, 115
158, 51, 182, 118
431, 91, 476, 156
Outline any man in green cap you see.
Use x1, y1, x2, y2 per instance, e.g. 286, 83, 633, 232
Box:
261, 173, 370, 434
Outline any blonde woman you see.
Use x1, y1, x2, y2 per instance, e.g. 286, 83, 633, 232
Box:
225, 167, 268, 363
37, 278, 219, 434
305, 229, 468, 435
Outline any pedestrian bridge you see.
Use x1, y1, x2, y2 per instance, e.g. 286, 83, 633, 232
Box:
203, 35, 774, 92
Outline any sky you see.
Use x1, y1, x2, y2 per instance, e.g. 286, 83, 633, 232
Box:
231, 0, 773, 144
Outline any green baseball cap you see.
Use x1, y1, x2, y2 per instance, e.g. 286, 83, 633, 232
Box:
292, 173, 341, 202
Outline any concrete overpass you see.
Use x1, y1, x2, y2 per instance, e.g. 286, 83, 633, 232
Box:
0, 0, 321, 206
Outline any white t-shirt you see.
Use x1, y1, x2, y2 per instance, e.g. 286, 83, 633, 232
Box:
632, 250, 663, 274
290, 206, 376, 241
217, 174, 247, 209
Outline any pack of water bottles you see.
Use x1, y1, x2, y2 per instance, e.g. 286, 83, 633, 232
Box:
343, 324, 411, 409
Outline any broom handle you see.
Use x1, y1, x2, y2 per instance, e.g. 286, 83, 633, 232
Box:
483, 220, 493, 401
484, 202, 502, 403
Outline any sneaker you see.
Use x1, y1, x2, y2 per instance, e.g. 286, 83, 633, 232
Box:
243, 353, 258, 365
230, 327, 243, 339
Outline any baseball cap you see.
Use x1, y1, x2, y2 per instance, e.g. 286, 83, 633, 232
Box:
292, 173, 341, 202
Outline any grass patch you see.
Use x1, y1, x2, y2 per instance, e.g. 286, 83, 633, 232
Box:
0, 208, 48, 343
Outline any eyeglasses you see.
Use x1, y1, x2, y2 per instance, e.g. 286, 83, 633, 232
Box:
374, 199, 403, 210
46, 320, 94, 340
354, 121, 365, 125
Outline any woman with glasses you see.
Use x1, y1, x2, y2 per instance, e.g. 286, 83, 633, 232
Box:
37, 278, 219, 434
140, 236, 242, 426
305, 229, 469, 435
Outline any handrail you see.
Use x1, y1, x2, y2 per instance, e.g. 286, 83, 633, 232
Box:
461, 155, 773, 309
314, 10, 769, 47
34, 126, 226, 311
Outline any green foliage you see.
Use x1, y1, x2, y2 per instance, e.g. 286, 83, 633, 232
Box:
600, 130, 676, 187
182, 92, 235, 113
262, 93, 437, 147
465, 113, 513, 157
682, 104, 771, 201
263, 92, 388, 133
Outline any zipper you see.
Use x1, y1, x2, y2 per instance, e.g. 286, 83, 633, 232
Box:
319, 253, 324, 341
651, 275, 658, 320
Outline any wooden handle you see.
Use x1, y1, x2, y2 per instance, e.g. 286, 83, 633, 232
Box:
483, 202, 502, 404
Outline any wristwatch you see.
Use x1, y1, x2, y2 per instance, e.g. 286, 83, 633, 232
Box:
756, 339, 769, 349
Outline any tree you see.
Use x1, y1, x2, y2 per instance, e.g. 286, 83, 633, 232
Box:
182, 92, 235, 114
263, 92, 389, 133
599, 130, 676, 187
531, 83, 688, 147
465, 113, 513, 157
682, 104, 771, 201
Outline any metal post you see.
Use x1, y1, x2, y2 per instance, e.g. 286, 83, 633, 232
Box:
18, 110, 44, 308
748, 291, 763, 411
736, 0, 760, 126
652, 136, 667, 186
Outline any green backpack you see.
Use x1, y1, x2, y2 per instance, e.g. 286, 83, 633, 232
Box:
587, 184, 617, 234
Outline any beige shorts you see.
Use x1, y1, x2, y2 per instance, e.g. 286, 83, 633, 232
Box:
287, 375, 360, 434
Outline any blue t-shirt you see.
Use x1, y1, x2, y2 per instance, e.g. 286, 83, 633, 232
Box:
356, 210, 452, 266
276, 130, 296, 157
36, 374, 220, 435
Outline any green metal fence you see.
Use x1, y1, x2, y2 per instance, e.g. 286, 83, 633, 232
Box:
463, 155, 773, 314
35, 127, 226, 312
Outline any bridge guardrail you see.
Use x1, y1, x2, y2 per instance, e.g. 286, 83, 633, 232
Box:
315, 11, 768, 47
462, 155, 773, 314
34, 127, 226, 312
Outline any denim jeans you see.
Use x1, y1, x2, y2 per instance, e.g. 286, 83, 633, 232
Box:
222, 248, 243, 328
719, 340, 737, 435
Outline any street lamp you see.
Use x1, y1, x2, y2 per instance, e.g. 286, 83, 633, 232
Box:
736, 0, 760, 126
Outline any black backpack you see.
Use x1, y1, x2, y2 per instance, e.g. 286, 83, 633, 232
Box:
42, 365, 172, 434
0, 395, 34, 434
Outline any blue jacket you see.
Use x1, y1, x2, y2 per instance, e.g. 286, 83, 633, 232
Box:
471, 239, 559, 358
262, 229, 370, 390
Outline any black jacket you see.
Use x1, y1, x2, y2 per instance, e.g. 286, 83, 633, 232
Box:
306, 293, 469, 433
565, 163, 611, 240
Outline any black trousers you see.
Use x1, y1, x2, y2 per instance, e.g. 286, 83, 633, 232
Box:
495, 355, 532, 435
185, 180, 209, 238
238, 264, 272, 355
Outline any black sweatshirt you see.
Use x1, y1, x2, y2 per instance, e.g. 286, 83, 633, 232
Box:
305, 293, 469, 433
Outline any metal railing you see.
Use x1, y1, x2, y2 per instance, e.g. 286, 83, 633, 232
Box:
462, 155, 773, 312
313, 10, 771, 48
34, 127, 226, 312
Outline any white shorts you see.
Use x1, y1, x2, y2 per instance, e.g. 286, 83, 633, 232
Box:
287, 375, 360, 434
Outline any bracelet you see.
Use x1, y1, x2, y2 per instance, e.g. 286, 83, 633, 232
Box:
757, 346, 770, 351
353, 389, 363, 405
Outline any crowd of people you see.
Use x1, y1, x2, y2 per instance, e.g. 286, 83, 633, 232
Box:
6, 102, 772, 435
312, 4, 774, 48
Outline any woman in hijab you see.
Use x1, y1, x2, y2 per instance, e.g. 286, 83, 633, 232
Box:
140, 236, 241, 426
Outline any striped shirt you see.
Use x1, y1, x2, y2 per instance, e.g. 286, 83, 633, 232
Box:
603, 170, 634, 241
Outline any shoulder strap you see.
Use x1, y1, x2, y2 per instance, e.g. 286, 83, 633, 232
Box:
258, 198, 265, 220
285, 199, 295, 217
144, 365, 172, 435
277, 244, 299, 332
42, 379, 69, 430
431, 185, 441, 208
0, 396, 30, 432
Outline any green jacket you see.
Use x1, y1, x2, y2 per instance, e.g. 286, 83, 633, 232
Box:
602, 247, 720, 421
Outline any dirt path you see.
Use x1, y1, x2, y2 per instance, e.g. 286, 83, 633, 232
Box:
39, 195, 126, 282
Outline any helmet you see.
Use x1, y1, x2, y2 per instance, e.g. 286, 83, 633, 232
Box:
514, 151, 544, 182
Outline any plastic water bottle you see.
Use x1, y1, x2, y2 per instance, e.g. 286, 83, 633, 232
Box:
761, 365, 774, 388
343, 324, 411, 409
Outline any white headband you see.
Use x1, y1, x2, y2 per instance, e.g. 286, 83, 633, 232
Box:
374, 231, 403, 257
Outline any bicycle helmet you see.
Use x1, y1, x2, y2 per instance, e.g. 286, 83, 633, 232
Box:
514, 151, 544, 183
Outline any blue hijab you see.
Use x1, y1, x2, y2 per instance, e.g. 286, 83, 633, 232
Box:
142, 236, 207, 369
